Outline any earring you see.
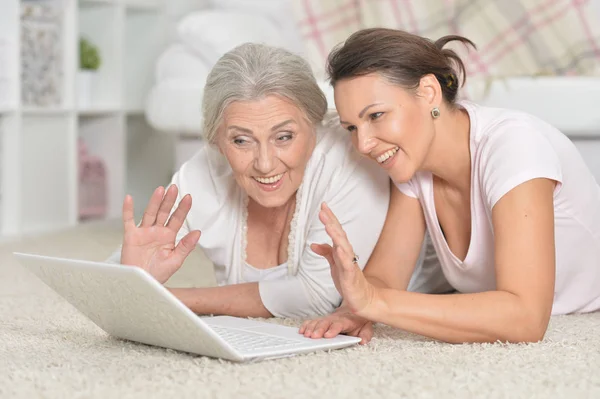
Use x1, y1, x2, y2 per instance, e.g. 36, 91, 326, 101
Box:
431, 107, 441, 119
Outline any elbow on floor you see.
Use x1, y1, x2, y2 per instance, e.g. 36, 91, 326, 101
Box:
512, 329, 546, 344
501, 317, 550, 344
456, 316, 550, 344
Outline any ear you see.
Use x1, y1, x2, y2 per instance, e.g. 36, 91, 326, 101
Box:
417, 74, 442, 107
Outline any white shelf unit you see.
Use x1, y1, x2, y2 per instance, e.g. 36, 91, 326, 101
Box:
0, 0, 169, 238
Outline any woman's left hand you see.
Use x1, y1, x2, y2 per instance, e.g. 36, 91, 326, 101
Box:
310, 202, 377, 315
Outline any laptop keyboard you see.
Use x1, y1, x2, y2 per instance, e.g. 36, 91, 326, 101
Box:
209, 325, 306, 352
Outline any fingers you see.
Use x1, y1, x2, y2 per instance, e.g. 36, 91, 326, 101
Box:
299, 319, 319, 336
323, 321, 346, 338
331, 240, 354, 270
310, 319, 337, 339
122, 194, 136, 231
310, 243, 331, 257
319, 203, 355, 266
357, 322, 374, 345
310, 244, 341, 294
310, 243, 335, 267
321, 201, 342, 225
155, 185, 179, 226
299, 320, 310, 334
166, 194, 192, 233
301, 319, 332, 338
300, 316, 356, 339
299, 316, 372, 343
172, 230, 201, 264
299, 321, 308, 334
140, 186, 166, 227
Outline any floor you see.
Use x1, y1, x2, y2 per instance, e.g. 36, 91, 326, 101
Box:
1, 220, 599, 398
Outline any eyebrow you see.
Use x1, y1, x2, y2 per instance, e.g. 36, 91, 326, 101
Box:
227, 125, 253, 134
271, 119, 295, 131
339, 103, 383, 125
227, 119, 296, 134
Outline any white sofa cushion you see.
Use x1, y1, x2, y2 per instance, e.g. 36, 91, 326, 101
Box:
155, 44, 211, 82
146, 79, 204, 135
177, 10, 288, 65
207, 0, 305, 55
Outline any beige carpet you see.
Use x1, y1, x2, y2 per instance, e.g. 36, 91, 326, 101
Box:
1, 220, 599, 399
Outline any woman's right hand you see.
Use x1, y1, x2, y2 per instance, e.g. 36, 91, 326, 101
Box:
299, 305, 374, 345
120, 184, 201, 284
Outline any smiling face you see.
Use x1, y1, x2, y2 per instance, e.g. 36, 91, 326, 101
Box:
334, 73, 437, 184
216, 95, 316, 208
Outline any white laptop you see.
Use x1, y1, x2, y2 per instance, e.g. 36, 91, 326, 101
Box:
13, 252, 361, 363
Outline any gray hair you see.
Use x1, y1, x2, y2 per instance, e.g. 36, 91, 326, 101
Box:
201, 43, 328, 144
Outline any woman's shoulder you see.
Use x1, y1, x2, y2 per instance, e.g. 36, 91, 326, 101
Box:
305, 118, 389, 196
313, 120, 354, 158
310, 130, 356, 178
311, 115, 365, 173
461, 100, 565, 145
172, 141, 237, 212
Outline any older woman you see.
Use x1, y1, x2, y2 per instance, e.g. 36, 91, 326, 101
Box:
108, 43, 446, 319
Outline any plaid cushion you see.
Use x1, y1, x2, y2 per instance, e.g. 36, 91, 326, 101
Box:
293, 0, 600, 80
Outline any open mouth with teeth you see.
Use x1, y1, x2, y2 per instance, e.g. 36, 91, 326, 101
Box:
252, 173, 285, 191
376, 147, 399, 165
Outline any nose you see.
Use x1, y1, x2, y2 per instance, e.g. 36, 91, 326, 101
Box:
356, 127, 377, 155
254, 143, 274, 174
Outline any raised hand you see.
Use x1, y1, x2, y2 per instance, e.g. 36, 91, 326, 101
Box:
310, 202, 376, 315
299, 305, 374, 344
120, 185, 201, 284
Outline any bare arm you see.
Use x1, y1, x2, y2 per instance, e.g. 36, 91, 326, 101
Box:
170, 146, 391, 320
169, 283, 272, 318
361, 183, 427, 290
363, 178, 557, 343
301, 186, 426, 341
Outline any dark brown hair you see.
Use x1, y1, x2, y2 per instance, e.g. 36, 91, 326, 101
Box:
326, 28, 476, 104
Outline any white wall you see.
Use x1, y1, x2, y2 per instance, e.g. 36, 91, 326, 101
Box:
592, 0, 600, 18
127, 0, 210, 220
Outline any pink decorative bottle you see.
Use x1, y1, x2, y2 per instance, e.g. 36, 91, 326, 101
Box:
78, 139, 107, 220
